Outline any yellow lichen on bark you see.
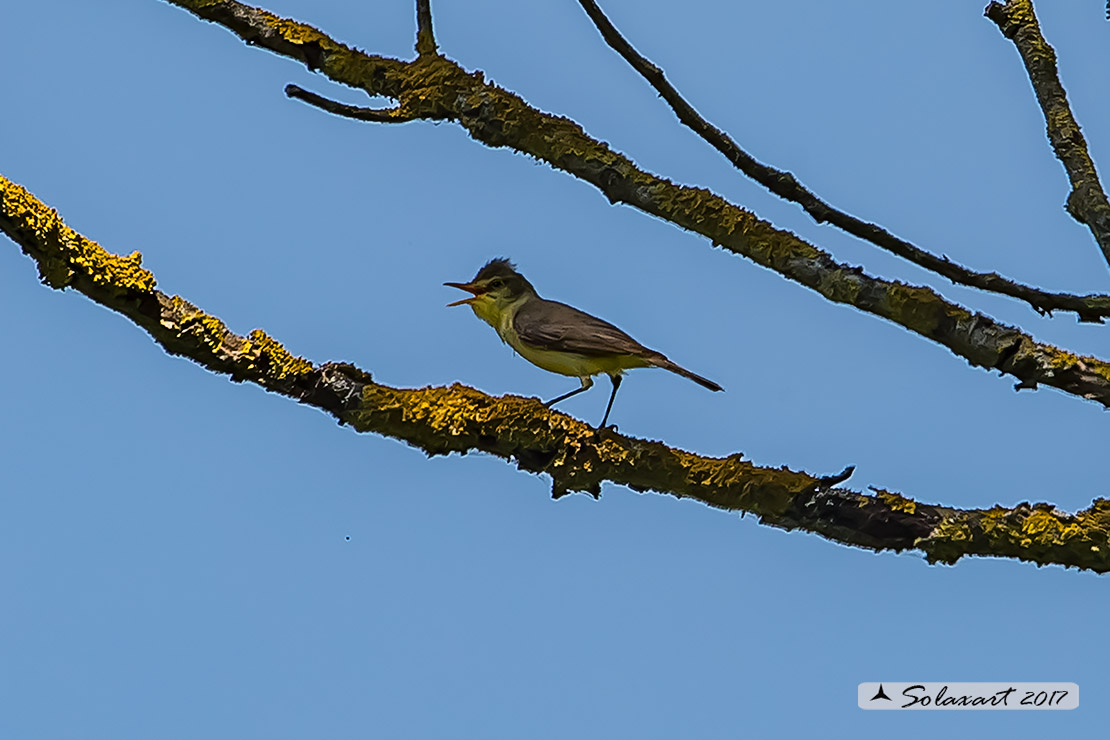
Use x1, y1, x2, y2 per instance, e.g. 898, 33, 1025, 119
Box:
178, 310, 234, 354
876, 489, 917, 515
244, 329, 314, 380
1019, 508, 1081, 547
5, 2, 1110, 571
0, 176, 156, 293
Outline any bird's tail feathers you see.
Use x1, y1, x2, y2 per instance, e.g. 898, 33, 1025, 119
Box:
653, 358, 723, 392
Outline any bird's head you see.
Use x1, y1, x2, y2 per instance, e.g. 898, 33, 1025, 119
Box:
444, 258, 536, 325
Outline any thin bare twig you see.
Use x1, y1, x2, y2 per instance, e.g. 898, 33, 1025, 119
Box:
285, 84, 418, 122
576, 0, 1110, 322
986, 0, 1110, 270
166, 0, 1110, 413
415, 0, 436, 56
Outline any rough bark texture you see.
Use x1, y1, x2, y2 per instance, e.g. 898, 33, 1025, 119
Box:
164, 0, 1110, 413
986, 0, 1110, 269
7, 2, 1110, 572
5, 174, 1110, 572
578, 0, 1110, 323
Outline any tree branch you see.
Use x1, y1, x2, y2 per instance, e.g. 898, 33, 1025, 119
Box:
576, 0, 1110, 323
163, 0, 410, 96
5, 173, 1110, 572
415, 0, 437, 57
162, 0, 1110, 412
986, 0, 1110, 270
285, 84, 418, 122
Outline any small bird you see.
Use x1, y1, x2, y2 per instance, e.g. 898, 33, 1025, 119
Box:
445, 258, 722, 428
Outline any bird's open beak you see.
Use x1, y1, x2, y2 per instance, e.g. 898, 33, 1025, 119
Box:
443, 281, 484, 307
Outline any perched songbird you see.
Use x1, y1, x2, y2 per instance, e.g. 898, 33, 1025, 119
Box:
445, 258, 722, 428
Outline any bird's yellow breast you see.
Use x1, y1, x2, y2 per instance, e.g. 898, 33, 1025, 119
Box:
468, 294, 650, 378
502, 308, 649, 377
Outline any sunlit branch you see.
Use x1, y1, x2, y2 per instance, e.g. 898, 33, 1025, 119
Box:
161, 3, 1110, 416
577, 0, 1110, 322
986, 0, 1110, 270
5, 172, 1110, 571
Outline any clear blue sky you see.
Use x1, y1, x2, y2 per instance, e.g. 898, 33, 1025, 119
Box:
2, 1, 1108, 737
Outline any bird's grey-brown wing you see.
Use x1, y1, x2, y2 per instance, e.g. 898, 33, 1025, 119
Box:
512, 299, 658, 358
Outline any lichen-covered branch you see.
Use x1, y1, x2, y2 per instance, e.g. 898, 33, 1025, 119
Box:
5, 173, 1110, 572
986, 0, 1110, 269
577, 0, 1110, 323
165, 0, 1110, 411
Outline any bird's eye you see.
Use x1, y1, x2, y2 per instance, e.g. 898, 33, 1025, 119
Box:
489, 278, 504, 289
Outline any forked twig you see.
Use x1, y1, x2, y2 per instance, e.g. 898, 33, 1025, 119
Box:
285, 84, 418, 123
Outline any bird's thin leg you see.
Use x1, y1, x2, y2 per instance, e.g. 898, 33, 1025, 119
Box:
598, 374, 622, 429
544, 376, 594, 407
